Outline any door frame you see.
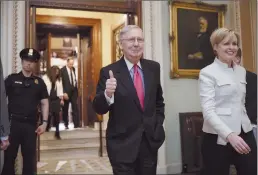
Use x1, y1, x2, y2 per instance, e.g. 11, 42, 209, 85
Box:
25, 0, 142, 47
35, 15, 102, 127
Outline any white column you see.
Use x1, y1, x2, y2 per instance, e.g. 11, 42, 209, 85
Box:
142, 1, 167, 174
142, 1, 153, 60
1, 1, 24, 76
1, 1, 13, 77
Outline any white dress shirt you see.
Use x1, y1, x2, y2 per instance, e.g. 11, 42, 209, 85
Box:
66, 66, 76, 87
199, 58, 253, 145
42, 75, 64, 97
105, 57, 142, 105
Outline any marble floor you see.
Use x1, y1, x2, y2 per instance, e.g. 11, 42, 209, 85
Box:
37, 157, 112, 174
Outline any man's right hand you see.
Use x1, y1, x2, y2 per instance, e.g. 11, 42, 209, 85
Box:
105, 70, 117, 98
0, 139, 9, 150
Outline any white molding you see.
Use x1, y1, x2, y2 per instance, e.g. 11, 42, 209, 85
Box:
15, 1, 25, 72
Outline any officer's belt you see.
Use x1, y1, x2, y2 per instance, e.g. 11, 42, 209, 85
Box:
10, 113, 37, 123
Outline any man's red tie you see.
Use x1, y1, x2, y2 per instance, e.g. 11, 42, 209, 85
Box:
133, 64, 144, 110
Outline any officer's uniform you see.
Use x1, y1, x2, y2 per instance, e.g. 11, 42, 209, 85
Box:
1, 48, 49, 175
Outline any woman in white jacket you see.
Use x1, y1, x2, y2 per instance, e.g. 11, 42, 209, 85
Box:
42, 66, 64, 139
199, 28, 256, 175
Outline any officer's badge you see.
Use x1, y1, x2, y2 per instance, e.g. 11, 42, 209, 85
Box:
34, 79, 38, 84
28, 49, 33, 56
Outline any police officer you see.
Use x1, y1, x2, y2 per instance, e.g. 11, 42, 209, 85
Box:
1, 48, 49, 175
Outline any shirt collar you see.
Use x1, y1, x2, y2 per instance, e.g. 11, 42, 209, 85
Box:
124, 56, 142, 71
19, 71, 33, 78
214, 57, 236, 69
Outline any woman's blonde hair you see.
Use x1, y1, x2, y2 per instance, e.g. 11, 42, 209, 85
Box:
210, 28, 240, 48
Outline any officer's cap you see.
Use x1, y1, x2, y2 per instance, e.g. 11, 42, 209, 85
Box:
19, 48, 40, 62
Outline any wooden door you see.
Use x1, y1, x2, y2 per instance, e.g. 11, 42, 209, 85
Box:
80, 29, 96, 127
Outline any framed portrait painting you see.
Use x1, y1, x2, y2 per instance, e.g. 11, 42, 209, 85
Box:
112, 23, 125, 63
170, 1, 226, 78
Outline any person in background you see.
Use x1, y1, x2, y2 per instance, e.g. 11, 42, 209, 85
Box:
234, 48, 257, 140
60, 59, 80, 129
0, 58, 10, 173
199, 28, 256, 175
42, 66, 64, 139
1, 48, 49, 175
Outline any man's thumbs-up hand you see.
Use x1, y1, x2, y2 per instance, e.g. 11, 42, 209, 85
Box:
105, 70, 117, 98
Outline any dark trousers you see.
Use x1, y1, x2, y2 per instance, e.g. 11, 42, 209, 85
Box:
201, 130, 257, 175
1, 120, 37, 175
62, 90, 79, 127
110, 134, 158, 175
47, 112, 60, 135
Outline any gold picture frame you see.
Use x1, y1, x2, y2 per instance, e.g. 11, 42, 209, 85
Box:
112, 23, 125, 63
170, 1, 226, 78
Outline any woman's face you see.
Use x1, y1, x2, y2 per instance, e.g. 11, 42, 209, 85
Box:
214, 34, 238, 66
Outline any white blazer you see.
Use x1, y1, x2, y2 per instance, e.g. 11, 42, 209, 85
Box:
199, 58, 253, 145
42, 74, 64, 98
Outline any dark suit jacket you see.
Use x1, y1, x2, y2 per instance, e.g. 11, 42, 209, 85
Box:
246, 70, 257, 125
60, 66, 77, 98
0, 59, 10, 138
93, 57, 165, 163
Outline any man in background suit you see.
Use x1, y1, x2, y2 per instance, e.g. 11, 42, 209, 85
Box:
61, 59, 80, 128
0, 58, 10, 172
234, 48, 257, 140
93, 25, 165, 175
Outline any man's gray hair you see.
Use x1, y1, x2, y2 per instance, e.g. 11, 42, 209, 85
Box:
119, 25, 142, 41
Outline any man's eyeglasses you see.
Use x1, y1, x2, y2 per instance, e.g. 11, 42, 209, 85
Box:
120, 37, 144, 44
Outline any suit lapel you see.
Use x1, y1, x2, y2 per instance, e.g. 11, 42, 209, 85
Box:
140, 59, 152, 110
63, 67, 69, 81
116, 57, 142, 111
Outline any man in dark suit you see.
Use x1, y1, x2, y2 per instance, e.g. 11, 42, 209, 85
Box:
60, 59, 80, 128
93, 25, 165, 175
0, 58, 10, 172
235, 48, 257, 140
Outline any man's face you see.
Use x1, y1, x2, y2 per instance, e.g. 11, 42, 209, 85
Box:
199, 18, 208, 33
22, 59, 36, 72
67, 59, 74, 69
119, 28, 144, 64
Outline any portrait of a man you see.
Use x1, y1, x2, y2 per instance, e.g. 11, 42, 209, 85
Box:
170, 1, 225, 78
